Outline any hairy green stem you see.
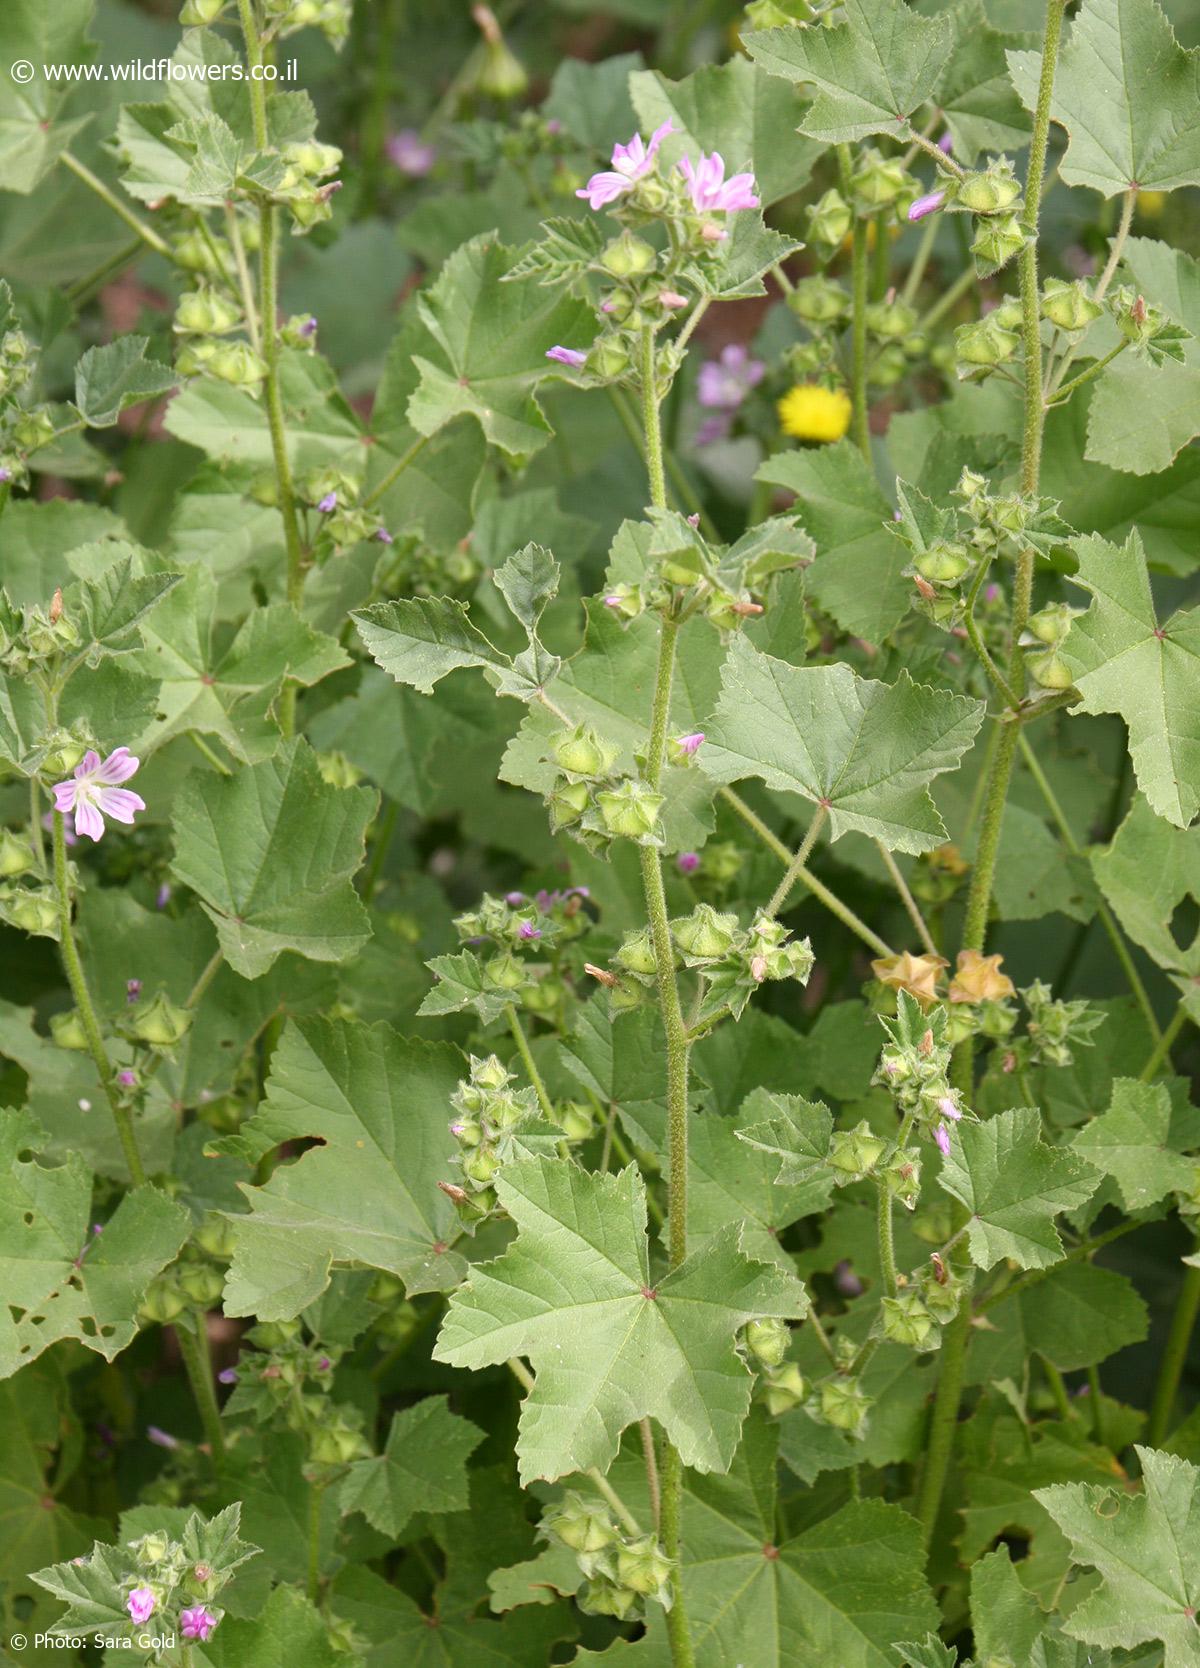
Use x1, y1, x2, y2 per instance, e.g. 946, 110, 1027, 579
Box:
506, 1003, 554, 1122
238, 0, 305, 729
640, 1418, 662, 1530
721, 788, 893, 957
1141, 1006, 1189, 1081
875, 841, 938, 957
850, 220, 871, 459
765, 806, 828, 919
1018, 733, 1160, 1039
1147, 1251, 1200, 1447
914, 1295, 971, 1542
1048, 339, 1129, 405
60, 151, 172, 257
175, 1319, 226, 1463
363, 432, 431, 510
306, 1477, 325, 1603
30, 777, 45, 873
1043, 1360, 1073, 1422
224, 203, 261, 354
638, 333, 695, 1668
53, 813, 146, 1185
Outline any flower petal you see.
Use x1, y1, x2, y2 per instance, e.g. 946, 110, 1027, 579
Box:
52, 781, 77, 812
74, 798, 105, 842
96, 787, 145, 825
74, 750, 101, 780
97, 746, 140, 784
576, 172, 632, 210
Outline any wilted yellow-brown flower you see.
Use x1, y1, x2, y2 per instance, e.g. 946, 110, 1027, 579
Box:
870, 950, 949, 1007
948, 948, 1015, 1004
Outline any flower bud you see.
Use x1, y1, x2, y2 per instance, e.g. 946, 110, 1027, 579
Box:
759, 1360, 807, 1415
130, 992, 193, 1047
601, 232, 657, 279
174, 288, 242, 336
615, 1535, 673, 1598
550, 725, 620, 780
549, 778, 591, 831
50, 1009, 90, 1051
180, 0, 225, 21
461, 1145, 499, 1187
483, 951, 526, 991
477, 31, 528, 100
1025, 602, 1075, 645
207, 341, 267, 389
914, 541, 972, 587
450, 1115, 482, 1147
594, 779, 664, 843
971, 214, 1025, 269
194, 1213, 236, 1260
882, 1147, 922, 1210
134, 1531, 172, 1566
1040, 277, 1103, 333
4, 890, 58, 936
954, 316, 1019, 369
580, 1578, 640, 1620
178, 1263, 226, 1307
0, 829, 34, 878
1027, 649, 1074, 690
615, 928, 658, 977
744, 1317, 789, 1368
471, 1053, 512, 1092
827, 1120, 887, 1181
807, 189, 852, 247
555, 1101, 594, 1142
139, 1276, 187, 1325
545, 1495, 618, 1554
284, 139, 342, 178
864, 300, 918, 341
670, 903, 739, 962
819, 1376, 871, 1434
881, 1291, 938, 1350
585, 339, 631, 380
788, 276, 849, 324
850, 149, 910, 208
957, 162, 1022, 215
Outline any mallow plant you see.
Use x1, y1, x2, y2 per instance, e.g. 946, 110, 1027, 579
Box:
1, 0, 1199, 1663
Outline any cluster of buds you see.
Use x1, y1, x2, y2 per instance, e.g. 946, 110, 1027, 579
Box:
1, 586, 87, 677
1108, 286, 1193, 362
374, 527, 478, 600
219, 1317, 369, 1466
545, 724, 664, 852
142, 1212, 239, 1319
1040, 277, 1103, 335
271, 137, 344, 232
453, 885, 588, 1023
0, 820, 57, 938
292, 466, 389, 552
542, 1494, 674, 1621
912, 843, 969, 908
445, 1054, 539, 1220
741, 1316, 808, 1410
545, 118, 760, 387
261, 0, 352, 48
873, 992, 973, 1160
1007, 980, 1105, 1071
0, 319, 55, 483
113, 1523, 234, 1645
1019, 600, 1083, 690
787, 273, 926, 391
603, 903, 813, 1025
907, 149, 1026, 273
174, 278, 264, 391
954, 294, 1023, 378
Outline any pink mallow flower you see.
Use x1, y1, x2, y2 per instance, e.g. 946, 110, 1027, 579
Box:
677, 852, 701, 875
576, 120, 675, 211
933, 1123, 952, 1157
698, 344, 765, 411
180, 1606, 218, 1643
908, 189, 946, 223
675, 732, 705, 756
52, 748, 144, 843
127, 1589, 156, 1625
546, 345, 586, 367
679, 152, 759, 215
386, 129, 436, 177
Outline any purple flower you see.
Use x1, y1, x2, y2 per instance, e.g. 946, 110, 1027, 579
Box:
146, 1425, 178, 1450
677, 852, 701, 875
679, 152, 759, 214
375, 527, 394, 544
576, 120, 675, 211
127, 1589, 156, 1625
126, 979, 142, 1003
603, 594, 624, 608
519, 922, 542, 941
675, 732, 705, 756
505, 891, 526, 906
659, 290, 688, 310
217, 1366, 238, 1385
386, 128, 436, 177
697, 344, 765, 412
316, 1355, 331, 1371
317, 491, 338, 513
834, 1259, 865, 1297
180, 1606, 218, 1643
985, 583, 1001, 603
936, 1094, 962, 1122
908, 189, 946, 223
938, 132, 954, 156
52, 748, 145, 844
933, 1123, 951, 1157
155, 882, 171, 910
546, 345, 586, 367
299, 315, 318, 339
0, 467, 11, 483
117, 1069, 138, 1089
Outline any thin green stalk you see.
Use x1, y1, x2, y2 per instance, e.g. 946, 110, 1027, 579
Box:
807, 1308, 839, 1368
641, 1419, 662, 1530
190, 730, 232, 775
1018, 733, 1160, 1039
963, 553, 1017, 706
721, 788, 893, 957
53, 813, 146, 1185
1047, 339, 1129, 405
906, 127, 967, 178
914, 1295, 970, 1542
507, 1360, 643, 1534
1086, 1364, 1106, 1447
506, 1003, 554, 1122
30, 777, 45, 873
1141, 1006, 1189, 1081
306, 1477, 325, 1603
975, 1217, 1143, 1314
870, 212, 891, 302
1043, 1360, 1074, 1422
850, 220, 871, 459
1146, 1251, 1200, 1447
637, 331, 695, 1668
900, 213, 940, 307
765, 806, 828, 919
175, 1319, 226, 1463
916, 263, 977, 333
877, 1175, 899, 1298
65, 237, 144, 305
224, 203, 261, 354
1046, 187, 1136, 397
875, 841, 938, 957
361, 799, 398, 905
237, 0, 306, 719
363, 432, 431, 509
60, 151, 172, 257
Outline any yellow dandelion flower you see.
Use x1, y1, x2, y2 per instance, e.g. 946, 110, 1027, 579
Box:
777, 383, 853, 443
